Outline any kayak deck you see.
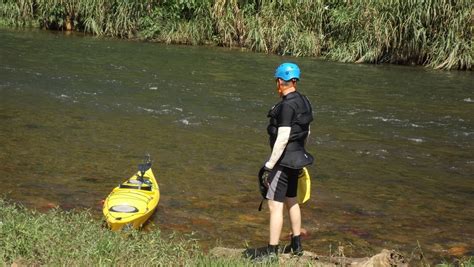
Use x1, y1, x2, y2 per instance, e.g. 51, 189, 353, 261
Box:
103, 168, 160, 231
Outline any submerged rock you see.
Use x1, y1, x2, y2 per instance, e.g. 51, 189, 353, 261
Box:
282, 228, 310, 241
448, 246, 469, 257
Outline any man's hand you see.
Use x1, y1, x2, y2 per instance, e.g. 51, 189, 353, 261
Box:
262, 166, 272, 188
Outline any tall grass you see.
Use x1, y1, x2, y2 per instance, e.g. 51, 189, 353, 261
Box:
323, 0, 472, 70
0, 0, 36, 27
0, 0, 471, 70
0, 199, 254, 266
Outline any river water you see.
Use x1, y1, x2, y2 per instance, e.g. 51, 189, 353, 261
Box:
0, 29, 473, 262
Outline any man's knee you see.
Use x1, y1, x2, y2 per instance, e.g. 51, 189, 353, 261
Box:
268, 200, 284, 213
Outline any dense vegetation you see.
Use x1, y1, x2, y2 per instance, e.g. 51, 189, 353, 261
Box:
0, 0, 471, 69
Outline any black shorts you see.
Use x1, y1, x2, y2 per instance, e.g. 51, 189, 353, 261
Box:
265, 166, 300, 202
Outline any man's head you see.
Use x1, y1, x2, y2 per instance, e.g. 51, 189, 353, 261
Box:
274, 62, 300, 96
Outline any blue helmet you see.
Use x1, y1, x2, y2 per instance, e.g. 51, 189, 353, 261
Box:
275, 62, 300, 81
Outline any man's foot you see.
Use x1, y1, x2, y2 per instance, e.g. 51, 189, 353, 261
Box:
243, 244, 279, 263
290, 235, 303, 256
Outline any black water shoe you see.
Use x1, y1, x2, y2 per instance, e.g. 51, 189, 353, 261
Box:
243, 244, 279, 263
290, 235, 303, 256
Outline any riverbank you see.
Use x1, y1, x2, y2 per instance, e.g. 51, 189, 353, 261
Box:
0, 0, 471, 70
1, 199, 472, 266
0, 199, 249, 265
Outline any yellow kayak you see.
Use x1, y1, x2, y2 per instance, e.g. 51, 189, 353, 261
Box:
103, 160, 160, 231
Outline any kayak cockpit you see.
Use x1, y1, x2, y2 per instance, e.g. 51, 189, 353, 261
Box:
119, 176, 153, 191
119, 183, 152, 191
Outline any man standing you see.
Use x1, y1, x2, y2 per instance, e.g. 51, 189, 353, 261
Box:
259, 62, 314, 260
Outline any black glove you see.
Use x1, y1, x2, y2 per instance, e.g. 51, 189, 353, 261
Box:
261, 166, 272, 188
258, 166, 272, 199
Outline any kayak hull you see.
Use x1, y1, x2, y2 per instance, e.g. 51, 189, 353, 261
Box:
103, 168, 160, 231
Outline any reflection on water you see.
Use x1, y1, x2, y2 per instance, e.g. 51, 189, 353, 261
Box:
0, 29, 473, 262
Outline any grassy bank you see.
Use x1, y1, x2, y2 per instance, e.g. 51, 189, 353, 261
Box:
0, 0, 471, 70
0, 199, 253, 266
1, 199, 473, 266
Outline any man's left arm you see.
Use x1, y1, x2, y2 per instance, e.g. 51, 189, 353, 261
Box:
264, 103, 294, 170
265, 127, 291, 169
